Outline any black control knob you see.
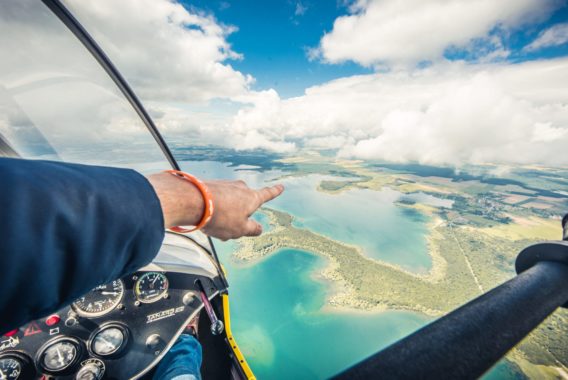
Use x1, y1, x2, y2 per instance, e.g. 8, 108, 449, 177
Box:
65, 317, 78, 327
183, 292, 197, 306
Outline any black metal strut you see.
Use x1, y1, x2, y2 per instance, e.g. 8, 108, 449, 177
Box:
41, 0, 180, 171
333, 217, 568, 380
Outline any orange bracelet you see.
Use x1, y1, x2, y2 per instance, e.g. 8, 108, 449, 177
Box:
165, 170, 214, 233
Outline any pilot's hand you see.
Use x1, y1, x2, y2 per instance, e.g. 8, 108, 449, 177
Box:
147, 173, 284, 240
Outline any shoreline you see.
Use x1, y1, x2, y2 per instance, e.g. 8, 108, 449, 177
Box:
233, 207, 451, 316
231, 207, 568, 377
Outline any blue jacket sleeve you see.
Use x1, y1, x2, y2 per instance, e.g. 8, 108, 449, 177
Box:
0, 158, 165, 333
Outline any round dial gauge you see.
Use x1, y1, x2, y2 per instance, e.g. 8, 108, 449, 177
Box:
0, 357, 22, 379
91, 326, 125, 357
135, 272, 169, 303
72, 279, 124, 317
40, 340, 79, 372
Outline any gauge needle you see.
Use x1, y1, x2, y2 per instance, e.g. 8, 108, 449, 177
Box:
0, 368, 6, 380
101, 337, 114, 349
152, 275, 160, 285
56, 347, 64, 365
101, 291, 118, 295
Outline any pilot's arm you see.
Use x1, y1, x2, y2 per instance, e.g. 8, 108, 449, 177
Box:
0, 157, 283, 334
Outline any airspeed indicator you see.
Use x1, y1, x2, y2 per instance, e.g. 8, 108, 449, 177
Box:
72, 280, 124, 317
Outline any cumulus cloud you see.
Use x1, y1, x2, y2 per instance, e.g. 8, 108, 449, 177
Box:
0, 0, 259, 165
230, 59, 568, 167
141, 89, 298, 153
4, 0, 566, 169
314, 0, 561, 68
64, 0, 253, 103
61, 0, 568, 167
525, 23, 568, 51
1, 0, 296, 158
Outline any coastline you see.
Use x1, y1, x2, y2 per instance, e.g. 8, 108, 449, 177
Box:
232, 206, 568, 377
233, 207, 456, 317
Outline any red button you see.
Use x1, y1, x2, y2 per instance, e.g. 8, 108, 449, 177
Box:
3, 329, 18, 337
45, 315, 60, 326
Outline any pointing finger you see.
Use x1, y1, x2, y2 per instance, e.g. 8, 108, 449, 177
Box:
257, 184, 285, 205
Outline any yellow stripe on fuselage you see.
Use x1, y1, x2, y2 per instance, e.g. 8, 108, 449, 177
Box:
222, 294, 256, 380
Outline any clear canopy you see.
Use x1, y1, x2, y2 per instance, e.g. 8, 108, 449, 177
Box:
0, 0, 214, 252
0, 0, 170, 173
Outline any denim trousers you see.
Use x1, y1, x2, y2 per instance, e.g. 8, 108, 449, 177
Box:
153, 334, 202, 380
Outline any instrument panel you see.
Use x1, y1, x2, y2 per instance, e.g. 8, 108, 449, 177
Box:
0, 270, 224, 379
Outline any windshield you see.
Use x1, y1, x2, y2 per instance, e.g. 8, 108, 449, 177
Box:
0, 0, 170, 172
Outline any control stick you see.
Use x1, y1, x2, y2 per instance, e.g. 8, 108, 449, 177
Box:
195, 279, 224, 335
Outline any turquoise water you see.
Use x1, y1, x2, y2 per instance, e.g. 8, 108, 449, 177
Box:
180, 160, 521, 379
266, 175, 435, 273
252, 212, 272, 233
218, 244, 521, 379
218, 244, 429, 379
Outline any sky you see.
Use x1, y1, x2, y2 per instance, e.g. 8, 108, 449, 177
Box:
181, 0, 568, 98
61, 0, 568, 167
179, 0, 373, 98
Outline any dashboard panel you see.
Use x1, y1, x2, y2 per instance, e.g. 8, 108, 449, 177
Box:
0, 270, 223, 379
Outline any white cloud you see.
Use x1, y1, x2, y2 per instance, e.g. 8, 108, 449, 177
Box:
60, 0, 568, 167
314, 0, 560, 68
525, 23, 568, 51
4, 0, 566, 169
230, 130, 296, 152
63, 0, 253, 103
0, 0, 263, 165
230, 58, 568, 167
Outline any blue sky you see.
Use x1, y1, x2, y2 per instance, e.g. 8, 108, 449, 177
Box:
181, 0, 567, 98
181, 0, 371, 97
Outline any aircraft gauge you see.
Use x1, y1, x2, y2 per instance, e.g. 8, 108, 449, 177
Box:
91, 325, 127, 357
134, 272, 169, 303
39, 339, 80, 373
0, 356, 22, 379
72, 280, 124, 317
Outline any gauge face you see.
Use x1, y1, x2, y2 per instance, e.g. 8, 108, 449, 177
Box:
0, 357, 22, 379
91, 326, 125, 356
40, 340, 78, 372
72, 279, 124, 317
135, 272, 169, 303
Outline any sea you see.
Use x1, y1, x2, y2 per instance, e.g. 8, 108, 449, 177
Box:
180, 160, 524, 379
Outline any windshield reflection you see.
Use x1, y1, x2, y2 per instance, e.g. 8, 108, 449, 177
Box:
0, 0, 169, 171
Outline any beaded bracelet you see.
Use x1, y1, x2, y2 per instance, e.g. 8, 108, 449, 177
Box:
165, 170, 214, 233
